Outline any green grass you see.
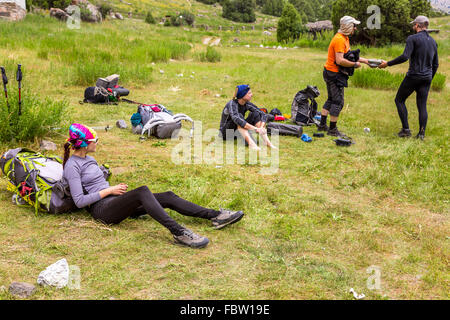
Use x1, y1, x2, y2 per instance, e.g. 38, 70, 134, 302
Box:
0, 14, 448, 300
351, 69, 446, 91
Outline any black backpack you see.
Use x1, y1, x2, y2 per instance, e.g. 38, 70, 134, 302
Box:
83, 86, 115, 104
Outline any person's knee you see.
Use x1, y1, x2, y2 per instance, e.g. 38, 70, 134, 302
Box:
136, 185, 151, 196
329, 104, 342, 117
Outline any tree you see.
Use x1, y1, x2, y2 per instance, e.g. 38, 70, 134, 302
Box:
409, 0, 432, 20
289, 0, 315, 22
277, 3, 304, 43
332, 0, 412, 46
262, 0, 285, 17
222, 0, 257, 23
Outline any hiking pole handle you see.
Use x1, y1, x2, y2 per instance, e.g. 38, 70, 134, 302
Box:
16, 64, 22, 86
1, 67, 8, 86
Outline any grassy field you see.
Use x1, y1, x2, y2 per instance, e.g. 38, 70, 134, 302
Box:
0, 13, 448, 300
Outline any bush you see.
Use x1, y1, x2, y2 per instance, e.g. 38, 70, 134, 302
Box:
277, 3, 304, 43
181, 11, 195, 26
351, 68, 446, 91
0, 89, 67, 143
145, 11, 156, 24
170, 15, 183, 27
98, 3, 113, 19
27, 0, 71, 10
197, 46, 222, 62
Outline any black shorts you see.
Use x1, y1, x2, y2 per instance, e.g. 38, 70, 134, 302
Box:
322, 68, 345, 117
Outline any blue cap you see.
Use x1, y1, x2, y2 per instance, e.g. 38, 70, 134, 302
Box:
236, 84, 250, 99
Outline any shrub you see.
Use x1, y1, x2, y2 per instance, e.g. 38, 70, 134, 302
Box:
181, 11, 195, 26
27, 0, 71, 10
170, 15, 183, 27
98, 3, 113, 19
277, 3, 304, 43
197, 46, 222, 62
145, 11, 156, 24
0, 89, 67, 143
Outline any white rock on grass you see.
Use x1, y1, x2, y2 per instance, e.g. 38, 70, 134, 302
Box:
159, 70, 164, 74
37, 258, 70, 289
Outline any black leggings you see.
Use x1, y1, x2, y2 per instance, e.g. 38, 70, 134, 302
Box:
89, 186, 220, 235
395, 76, 431, 132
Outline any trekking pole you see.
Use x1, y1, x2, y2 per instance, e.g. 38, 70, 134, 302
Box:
0, 66, 10, 113
16, 64, 22, 116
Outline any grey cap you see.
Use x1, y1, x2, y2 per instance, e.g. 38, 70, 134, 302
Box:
410, 15, 429, 25
340, 16, 361, 26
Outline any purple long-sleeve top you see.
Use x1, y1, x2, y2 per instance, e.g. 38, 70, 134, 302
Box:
63, 155, 110, 208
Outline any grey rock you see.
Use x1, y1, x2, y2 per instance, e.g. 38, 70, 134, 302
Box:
49, 8, 69, 21
115, 13, 123, 20
40, 140, 58, 151
9, 282, 36, 298
116, 120, 128, 129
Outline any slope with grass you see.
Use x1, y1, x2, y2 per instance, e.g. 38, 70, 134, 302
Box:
0, 14, 448, 300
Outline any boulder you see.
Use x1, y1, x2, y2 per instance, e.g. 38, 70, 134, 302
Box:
50, 8, 69, 21
40, 140, 58, 151
116, 120, 127, 129
9, 282, 36, 298
67, 0, 102, 23
0, 2, 26, 21
115, 12, 123, 20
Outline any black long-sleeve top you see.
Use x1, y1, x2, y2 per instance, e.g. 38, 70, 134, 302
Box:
388, 31, 439, 80
220, 99, 268, 130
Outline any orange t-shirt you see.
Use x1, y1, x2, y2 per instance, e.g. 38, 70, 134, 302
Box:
324, 33, 350, 73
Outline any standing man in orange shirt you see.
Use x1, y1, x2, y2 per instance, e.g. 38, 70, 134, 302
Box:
317, 16, 370, 137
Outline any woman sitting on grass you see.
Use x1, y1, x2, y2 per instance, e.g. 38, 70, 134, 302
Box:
62, 123, 244, 249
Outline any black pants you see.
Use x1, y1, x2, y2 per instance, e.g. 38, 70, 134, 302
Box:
220, 111, 262, 142
89, 186, 220, 235
395, 76, 431, 132
322, 69, 345, 117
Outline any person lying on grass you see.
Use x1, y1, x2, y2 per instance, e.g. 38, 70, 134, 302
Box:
219, 84, 277, 150
62, 123, 244, 249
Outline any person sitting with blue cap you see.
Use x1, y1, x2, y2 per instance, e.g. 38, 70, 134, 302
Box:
219, 85, 276, 150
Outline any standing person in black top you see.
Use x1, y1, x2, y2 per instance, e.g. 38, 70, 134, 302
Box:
379, 16, 439, 140
219, 84, 276, 150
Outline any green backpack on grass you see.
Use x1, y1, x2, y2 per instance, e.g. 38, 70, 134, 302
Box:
0, 148, 77, 214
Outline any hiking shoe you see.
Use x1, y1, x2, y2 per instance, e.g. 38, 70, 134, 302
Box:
173, 228, 209, 248
397, 128, 411, 138
327, 127, 345, 137
316, 123, 329, 132
415, 132, 425, 141
211, 208, 244, 230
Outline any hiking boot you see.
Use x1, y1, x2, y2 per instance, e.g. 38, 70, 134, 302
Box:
316, 123, 329, 132
397, 128, 412, 138
211, 208, 244, 230
415, 132, 425, 141
327, 127, 345, 137
173, 228, 209, 248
